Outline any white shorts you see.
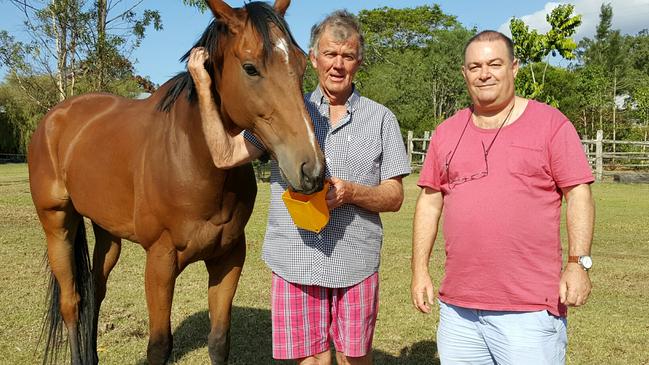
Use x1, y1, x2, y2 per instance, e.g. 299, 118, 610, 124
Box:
437, 300, 567, 365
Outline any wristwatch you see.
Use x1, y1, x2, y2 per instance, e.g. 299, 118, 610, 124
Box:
568, 255, 593, 271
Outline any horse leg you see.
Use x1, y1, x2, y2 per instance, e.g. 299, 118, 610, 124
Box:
205, 237, 246, 365
39, 208, 97, 365
144, 232, 178, 365
91, 223, 122, 348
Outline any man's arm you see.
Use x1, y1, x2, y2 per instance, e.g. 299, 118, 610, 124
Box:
325, 176, 404, 212
187, 47, 263, 168
559, 183, 595, 307
411, 187, 443, 314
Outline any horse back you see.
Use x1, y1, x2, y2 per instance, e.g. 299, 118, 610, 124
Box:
29, 93, 161, 239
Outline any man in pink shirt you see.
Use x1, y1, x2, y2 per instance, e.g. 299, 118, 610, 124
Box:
411, 30, 595, 364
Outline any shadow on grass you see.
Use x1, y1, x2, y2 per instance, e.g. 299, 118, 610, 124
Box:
136, 306, 438, 364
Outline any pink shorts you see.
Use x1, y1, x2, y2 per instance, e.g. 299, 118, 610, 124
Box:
270, 272, 379, 360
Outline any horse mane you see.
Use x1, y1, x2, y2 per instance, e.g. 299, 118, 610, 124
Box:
157, 1, 302, 113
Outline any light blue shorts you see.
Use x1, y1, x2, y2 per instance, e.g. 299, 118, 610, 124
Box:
437, 300, 567, 365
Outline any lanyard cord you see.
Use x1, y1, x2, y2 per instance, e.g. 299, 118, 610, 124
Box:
447, 99, 516, 168
483, 99, 516, 157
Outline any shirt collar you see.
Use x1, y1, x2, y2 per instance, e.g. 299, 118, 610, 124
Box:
312, 84, 361, 113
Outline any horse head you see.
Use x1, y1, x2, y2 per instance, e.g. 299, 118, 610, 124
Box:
204, 0, 325, 194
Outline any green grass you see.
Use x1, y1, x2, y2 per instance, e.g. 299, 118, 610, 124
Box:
1, 163, 648, 364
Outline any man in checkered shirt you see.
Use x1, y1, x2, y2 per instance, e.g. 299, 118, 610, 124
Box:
188, 10, 410, 365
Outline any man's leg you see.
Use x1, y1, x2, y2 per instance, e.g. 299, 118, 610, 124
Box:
480, 310, 567, 365
330, 272, 379, 365
437, 301, 496, 365
270, 273, 331, 362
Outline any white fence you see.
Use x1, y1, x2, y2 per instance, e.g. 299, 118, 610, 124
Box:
406, 130, 649, 182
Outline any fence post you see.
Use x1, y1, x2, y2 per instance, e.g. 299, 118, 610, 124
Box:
407, 130, 413, 166
422, 131, 430, 164
595, 129, 603, 181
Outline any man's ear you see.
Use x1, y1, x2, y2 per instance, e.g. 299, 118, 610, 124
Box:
309, 50, 318, 69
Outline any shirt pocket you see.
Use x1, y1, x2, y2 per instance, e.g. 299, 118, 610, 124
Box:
346, 135, 382, 185
507, 144, 546, 177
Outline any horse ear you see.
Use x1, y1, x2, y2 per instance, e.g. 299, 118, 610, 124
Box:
273, 0, 290, 16
206, 0, 240, 27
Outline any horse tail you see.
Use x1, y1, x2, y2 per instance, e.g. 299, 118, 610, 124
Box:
41, 220, 97, 365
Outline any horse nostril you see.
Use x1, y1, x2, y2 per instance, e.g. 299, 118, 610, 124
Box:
300, 162, 323, 193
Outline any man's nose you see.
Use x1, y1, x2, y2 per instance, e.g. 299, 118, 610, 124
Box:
333, 55, 344, 68
479, 66, 491, 79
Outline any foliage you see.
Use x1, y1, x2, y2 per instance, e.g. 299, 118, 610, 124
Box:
0, 0, 161, 154
510, 4, 581, 102
355, 6, 472, 134
0, 0, 161, 97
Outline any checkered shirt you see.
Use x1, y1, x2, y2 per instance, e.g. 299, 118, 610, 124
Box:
244, 85, 411, 288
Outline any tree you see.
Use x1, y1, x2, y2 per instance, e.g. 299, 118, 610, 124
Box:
356, 6, 472, 134
0, 0, 161, 100
0, 0, 161, 154
510, 4, 581, 103
577, 4, 633, 145
0, 74, 57, 154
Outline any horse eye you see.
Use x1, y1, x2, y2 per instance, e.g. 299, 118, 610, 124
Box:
243, 63, 260, 76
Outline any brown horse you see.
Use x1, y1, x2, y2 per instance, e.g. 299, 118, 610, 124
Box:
27, 0, 324, 364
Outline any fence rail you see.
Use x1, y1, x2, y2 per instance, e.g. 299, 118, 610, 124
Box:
407, 129, 649, 181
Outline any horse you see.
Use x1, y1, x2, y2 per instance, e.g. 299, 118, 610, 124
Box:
27, 0, 325, 364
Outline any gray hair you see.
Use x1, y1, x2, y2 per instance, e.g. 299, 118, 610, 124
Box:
309, 10, 364, 61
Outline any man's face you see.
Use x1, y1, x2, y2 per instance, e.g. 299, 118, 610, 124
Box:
309, 28, 361, 101
462, 39, 518, 109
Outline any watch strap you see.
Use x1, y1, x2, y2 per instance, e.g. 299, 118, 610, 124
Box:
568, 256, 579, 263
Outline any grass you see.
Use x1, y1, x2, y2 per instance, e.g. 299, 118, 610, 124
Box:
0, 163, 648, 364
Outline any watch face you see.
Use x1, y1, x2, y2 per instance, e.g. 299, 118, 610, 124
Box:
580, 256, 593, 269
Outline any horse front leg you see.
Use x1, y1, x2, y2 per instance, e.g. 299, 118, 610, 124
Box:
144, 233, 178, 365
204, 236, 246, 364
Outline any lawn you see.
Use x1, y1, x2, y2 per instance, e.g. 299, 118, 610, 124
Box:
0, 163, 647, 364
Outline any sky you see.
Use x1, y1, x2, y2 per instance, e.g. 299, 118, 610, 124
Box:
1, 0, 648, 85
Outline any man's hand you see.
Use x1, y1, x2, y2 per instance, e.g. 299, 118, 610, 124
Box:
559, 264, 592, 306
411, 271, 436, 314
325, 176, 354, 210
188, 47, 211, 88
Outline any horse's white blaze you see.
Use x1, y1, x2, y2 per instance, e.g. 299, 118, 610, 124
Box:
275, 37, 290, 64
303, 114, 322, 172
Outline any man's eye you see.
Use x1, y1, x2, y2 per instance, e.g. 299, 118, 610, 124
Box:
243, 63, 259, 76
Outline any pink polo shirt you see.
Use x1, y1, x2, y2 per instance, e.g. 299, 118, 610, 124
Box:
418, 100, 594, 316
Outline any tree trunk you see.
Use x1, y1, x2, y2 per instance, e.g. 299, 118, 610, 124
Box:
69, 0, 79, 96
52, 1, 67, 102
97, 0, 107, 91
612, 69, 617, 153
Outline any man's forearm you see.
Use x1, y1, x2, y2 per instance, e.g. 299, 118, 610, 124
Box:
195, 83, 239, 168
188, 47, 261, 168
411, 189, 443, 273
349, 178, 404, 212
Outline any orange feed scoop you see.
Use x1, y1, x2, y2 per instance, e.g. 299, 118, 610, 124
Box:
281, 182, 330, 233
